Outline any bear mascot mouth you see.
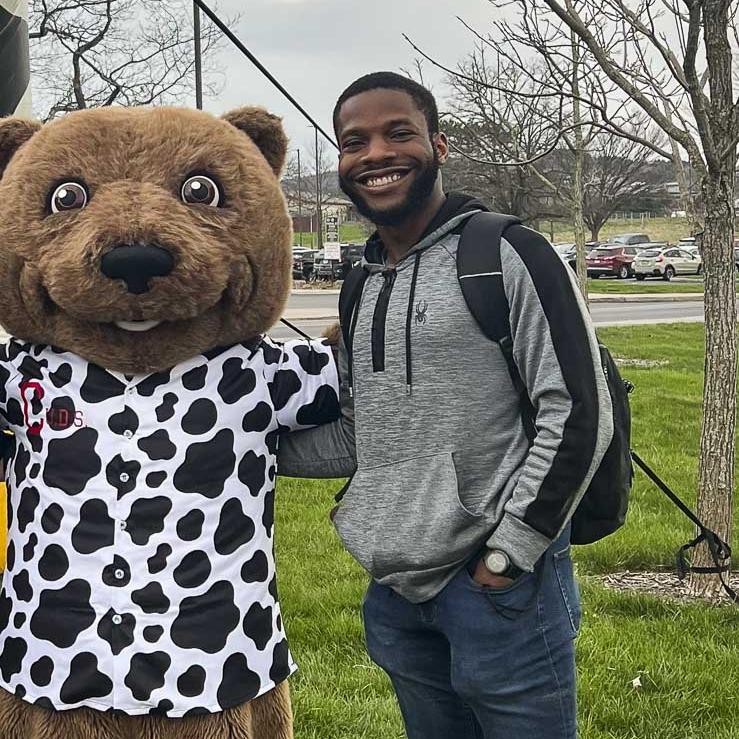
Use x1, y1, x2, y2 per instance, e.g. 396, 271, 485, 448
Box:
0, 106, 293, 374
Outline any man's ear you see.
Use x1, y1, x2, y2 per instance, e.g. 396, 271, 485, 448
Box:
0, 118, 42, 178
221, 107, 288, 176
434, 131, 449, 165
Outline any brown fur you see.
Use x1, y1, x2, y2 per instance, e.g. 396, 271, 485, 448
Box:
0, 119, 41, 176
0, 682, 292, 739
0, 106, 293, 374
0, 106, 296, 735
220, 108, 288, 176
321, 322, 341, 347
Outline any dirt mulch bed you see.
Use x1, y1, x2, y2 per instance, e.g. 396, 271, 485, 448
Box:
589, 570, 739, 606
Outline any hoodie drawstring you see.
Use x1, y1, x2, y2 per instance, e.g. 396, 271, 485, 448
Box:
404, 253, 422, 394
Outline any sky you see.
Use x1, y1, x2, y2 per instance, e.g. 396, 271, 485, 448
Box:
206, 0, 499, 160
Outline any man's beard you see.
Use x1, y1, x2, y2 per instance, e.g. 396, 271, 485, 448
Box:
339, 151, 440, 227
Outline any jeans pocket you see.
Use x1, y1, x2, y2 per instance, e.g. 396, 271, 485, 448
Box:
552, 547, 581, 636
473, 569, 539, 621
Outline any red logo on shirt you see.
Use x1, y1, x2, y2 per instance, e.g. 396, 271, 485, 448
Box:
20, 381, 45, 435
19, 381, 84, 435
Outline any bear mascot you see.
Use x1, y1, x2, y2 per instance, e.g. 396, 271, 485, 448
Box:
0, 105, 341, 738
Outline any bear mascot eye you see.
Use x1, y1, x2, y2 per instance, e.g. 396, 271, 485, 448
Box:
50, 182, 88, 213
181, 175, 221, 206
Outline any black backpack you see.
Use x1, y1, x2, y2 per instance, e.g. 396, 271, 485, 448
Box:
339, 211, 633, 546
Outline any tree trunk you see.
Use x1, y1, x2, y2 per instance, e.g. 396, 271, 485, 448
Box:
663, 101, 700, 231
690, 176, 736, 599
571, 32, 588, 303
688, 2, 736, 600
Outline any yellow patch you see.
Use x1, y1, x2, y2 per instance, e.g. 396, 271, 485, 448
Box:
0, 483, 5, 570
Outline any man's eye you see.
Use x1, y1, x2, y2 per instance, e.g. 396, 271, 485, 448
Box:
341, 139, 363, 150
391, 130, 414, 139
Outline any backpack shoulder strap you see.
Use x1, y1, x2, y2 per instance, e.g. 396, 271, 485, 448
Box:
457, 211, 537, 440
457, 211, 522, 344
338, 265, 369, 350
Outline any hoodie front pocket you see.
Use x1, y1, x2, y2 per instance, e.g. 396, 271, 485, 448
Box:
334, 451, 491, 580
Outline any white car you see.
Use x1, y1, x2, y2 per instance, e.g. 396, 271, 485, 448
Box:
633, 246, 702, 281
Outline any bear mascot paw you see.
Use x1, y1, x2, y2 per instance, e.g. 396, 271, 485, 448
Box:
0, 105, 341, 739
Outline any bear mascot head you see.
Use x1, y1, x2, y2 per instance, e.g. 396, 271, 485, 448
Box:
0, 106, 292, 373
0, 106, 339, 739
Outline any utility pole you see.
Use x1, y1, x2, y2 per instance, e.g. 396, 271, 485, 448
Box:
314, 126, 323, 249
193, 1, 203, 109
0, 0, 32, 116
296, 148, 303, 247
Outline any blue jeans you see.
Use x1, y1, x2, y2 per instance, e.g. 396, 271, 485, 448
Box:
362, 529, 580, 739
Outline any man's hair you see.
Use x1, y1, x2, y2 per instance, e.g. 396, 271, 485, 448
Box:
332, 72, 439, 137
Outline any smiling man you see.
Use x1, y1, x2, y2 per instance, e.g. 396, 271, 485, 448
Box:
279, 72, 613, 739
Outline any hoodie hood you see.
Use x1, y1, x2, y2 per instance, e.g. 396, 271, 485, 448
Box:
344, 192, 492, 397
362, 192, 490, 273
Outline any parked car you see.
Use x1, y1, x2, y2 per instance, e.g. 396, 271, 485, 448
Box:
553, 241, 600, 271
553, 242, 576, 270
586, 245, 643, 279
313, 243, 364, 281
292, 248, 318, 280
633, 245, 702, 281
610, 233, 651, 246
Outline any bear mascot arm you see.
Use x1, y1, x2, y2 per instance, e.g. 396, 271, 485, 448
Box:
0, 106, 341, 739
276, 331, 356, 480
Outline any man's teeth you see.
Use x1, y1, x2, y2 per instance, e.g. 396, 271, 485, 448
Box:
364, 173, 404, 188
115, 320, 162, 332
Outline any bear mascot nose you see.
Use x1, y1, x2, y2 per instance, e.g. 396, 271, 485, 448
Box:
100, 244, 175, 294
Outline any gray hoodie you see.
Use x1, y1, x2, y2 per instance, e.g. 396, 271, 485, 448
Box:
279, 195, 613, 603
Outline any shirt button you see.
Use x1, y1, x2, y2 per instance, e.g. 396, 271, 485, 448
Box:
114, 569, 125, 580
119, 472, 130, 483
123, 430, 133, 439
112, 614, 123, 625
118, 520, 127, 531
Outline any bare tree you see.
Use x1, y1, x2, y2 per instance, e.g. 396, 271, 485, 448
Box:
283, 139, 339, 248
440, 47, 662, 287
496, 0, 738, 600
580, 133, 670, 240
442, 59, 566, 226
28, 0, 228, 120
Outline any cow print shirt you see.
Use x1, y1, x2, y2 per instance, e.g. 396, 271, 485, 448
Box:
0, 337, 339, 716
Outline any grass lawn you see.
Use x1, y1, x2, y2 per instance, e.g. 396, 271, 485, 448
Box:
549, 216, 700, 245
294, 222, 370, 248
588, 278, 705, 294
275, 322, 739, 738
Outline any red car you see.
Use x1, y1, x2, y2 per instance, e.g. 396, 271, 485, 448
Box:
586, 245, 644, 279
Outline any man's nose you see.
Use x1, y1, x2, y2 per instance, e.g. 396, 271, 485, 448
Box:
100, 243, 174, 295
361, 135, 397, 164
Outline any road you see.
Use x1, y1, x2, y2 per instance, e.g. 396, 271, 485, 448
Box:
0, 294, 707, 343
270, 292, 706, 340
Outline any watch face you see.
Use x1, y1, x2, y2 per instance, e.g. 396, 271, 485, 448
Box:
485, 550, 509, 574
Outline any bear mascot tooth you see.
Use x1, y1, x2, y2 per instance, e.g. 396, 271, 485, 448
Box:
0, 106, 341, 739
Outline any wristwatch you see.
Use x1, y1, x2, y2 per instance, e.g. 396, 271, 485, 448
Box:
483, 549, 525, 580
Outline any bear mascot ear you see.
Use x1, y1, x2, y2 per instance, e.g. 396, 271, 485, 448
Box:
0, 118, 42, 178
221, 107, 288, 176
